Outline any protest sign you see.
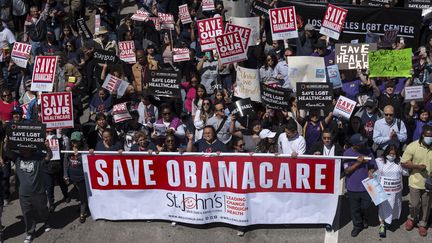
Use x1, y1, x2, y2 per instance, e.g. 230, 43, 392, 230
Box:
83, 154, 341, 225
197, 17, 224, 52
112, 102, 132, 123
362, 177, 388, 206
319, 4, 347, 40
287, 56, 326, 88
229, 98, 255, 128
93, 49, 118, 64
119, 41, 136, 64
335, 43, 377, 70
231, 17, 260, 47
404, 85, 424, 102
202, 0, 215, 11
102, 74, 129, 97
77, 18, 93, 39
179, 4, 192, 24
149, 17, 161, 31
296, 83, 333, 109
158, 13, 175, 30
251, 0, 271, 17
234, 67, 261, 102
363, 0, 390, 7
215, 32, 247, 65
368, 48, 412, 78
405, 0, 432, 16
261, 84, 290, 110
41, 92, 74, 129
225, 23, 251, 50
11, 42, 31, 68
269, 7, 298, 40
20, 102, 30, 119
333, 95, 356, 120
6, 122, 46, 150
173, 48, 190, 62
47, 136, 60, 160
327, 65, 342, 89
148, 70, 181, 98
31, 56, 58, 92
283, 1, 422, 49
131, 10, 149, 21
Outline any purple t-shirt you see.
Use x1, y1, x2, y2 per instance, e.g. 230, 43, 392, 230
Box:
343, 148, 377, 192
378, 78, 406, 94
342, 79, 360, 101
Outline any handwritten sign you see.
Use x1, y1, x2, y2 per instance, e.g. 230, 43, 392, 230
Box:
368, 48, 412, 77
234, 66, 261, 102
335, 43, 377, 70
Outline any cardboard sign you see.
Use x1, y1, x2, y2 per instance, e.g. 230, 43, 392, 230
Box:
93, 49, 118, 64
333, 95, 356, 120
6, 122, 46, 150
335, 43, 377, 70
47, 136, 60, 160
131, 10, 149, 22
231, 17, 260, 47
31, 56, 58, 92
112, 102, 132, 123
158, 13, 175, 30
287, 56, 326, 88
41, 92, 74, 129
296, 83, 333, 109
179, 4, 192, 24
215, 31, 247, 65
148, 70, 181, 98
197, 17, 224, 52
260, 84, 290, 110
251, 0, 271, 17
368, 48, 412, 78
11, 42, 31, 68
202, 0, 215, 11
225, 23, 251, 50
319, 4, 347, 40
77, 18, 93, 39
327, 65, 342, 89
173, 48, 190, 62
229, 98, 255, 128
234, 66, 261, 102
404, 85, 424, 102
269, 7, 298, 40
102, 74, 129, 97
119, 41, 136, 64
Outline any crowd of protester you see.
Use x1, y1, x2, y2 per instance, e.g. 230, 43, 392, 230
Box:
0, 0, 428, 242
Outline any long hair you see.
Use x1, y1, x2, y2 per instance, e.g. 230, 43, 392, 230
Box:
193, 84, 207, 107
381, 144, 400, 164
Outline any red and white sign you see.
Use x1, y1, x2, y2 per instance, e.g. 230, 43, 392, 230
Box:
131, 10, 150, 22
31, 56, 58, 92
202, 0, 215, 11
197, 17, 224, 52
173, 48, 190, 62
47, 136, 60, 160
102, 74, 129, 98
319, 4, 348, 40
83, 154, 340, 225
41, 92, 74, 129
269, 7, 298, 40
119, 41, 136, 64
333, 95, 356, 120
149, 17, 160, 31
158, 13, 175, 30
225, 23, 251, 50
112, 102, 132, 123
215, 32, 247, 65
21, 102, 30, 119
11, 42, 31, 68
178, 4, 192, 24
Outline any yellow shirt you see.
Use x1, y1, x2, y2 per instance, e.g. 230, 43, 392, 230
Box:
401, 140, 432, 189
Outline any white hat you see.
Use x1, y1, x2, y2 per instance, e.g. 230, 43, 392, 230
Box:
259, 129, 276, 139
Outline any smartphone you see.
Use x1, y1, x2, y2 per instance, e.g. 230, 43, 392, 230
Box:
205, 51, 212, 60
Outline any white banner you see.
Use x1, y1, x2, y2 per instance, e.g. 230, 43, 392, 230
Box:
287, 56, 326, 88
234, 66, 261, 102
82, 154, 340, 225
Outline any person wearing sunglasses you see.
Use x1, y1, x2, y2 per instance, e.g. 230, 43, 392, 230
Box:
0, 88, 18, 122
373, 105, 407, 151
193, 98, 214, 142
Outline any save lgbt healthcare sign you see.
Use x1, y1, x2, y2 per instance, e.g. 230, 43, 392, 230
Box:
82, 154, 340, 225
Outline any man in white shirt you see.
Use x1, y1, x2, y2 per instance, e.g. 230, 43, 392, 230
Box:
373, 105, 407, 150
278, 120, 306, 157
272, 48, 294, 90
0, 25, 15, 86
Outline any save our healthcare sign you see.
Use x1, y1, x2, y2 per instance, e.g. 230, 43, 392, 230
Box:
197, 17, 224, 52
319, 4, 347, 40
269, 7, 298, 40
215, 32, 247, 65
119, 41, 136, 64
225, 23, 251, 50
41, 92, 74, 129
31, 56, 58, 92
82, 154, 341, 225
11, 42, 31, 68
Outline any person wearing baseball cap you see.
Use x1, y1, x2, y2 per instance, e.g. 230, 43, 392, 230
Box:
343, 133, 377, 237
256, 129, 278, 153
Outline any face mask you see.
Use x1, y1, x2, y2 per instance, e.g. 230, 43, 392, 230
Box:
423, 136, 432, 145
386, 155, 396, 162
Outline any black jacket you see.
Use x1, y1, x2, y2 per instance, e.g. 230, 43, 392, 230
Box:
308, 141, 344, 156
27, 18, 47, 42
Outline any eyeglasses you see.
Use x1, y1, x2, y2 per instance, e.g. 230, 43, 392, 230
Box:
384, 113, 394, 117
